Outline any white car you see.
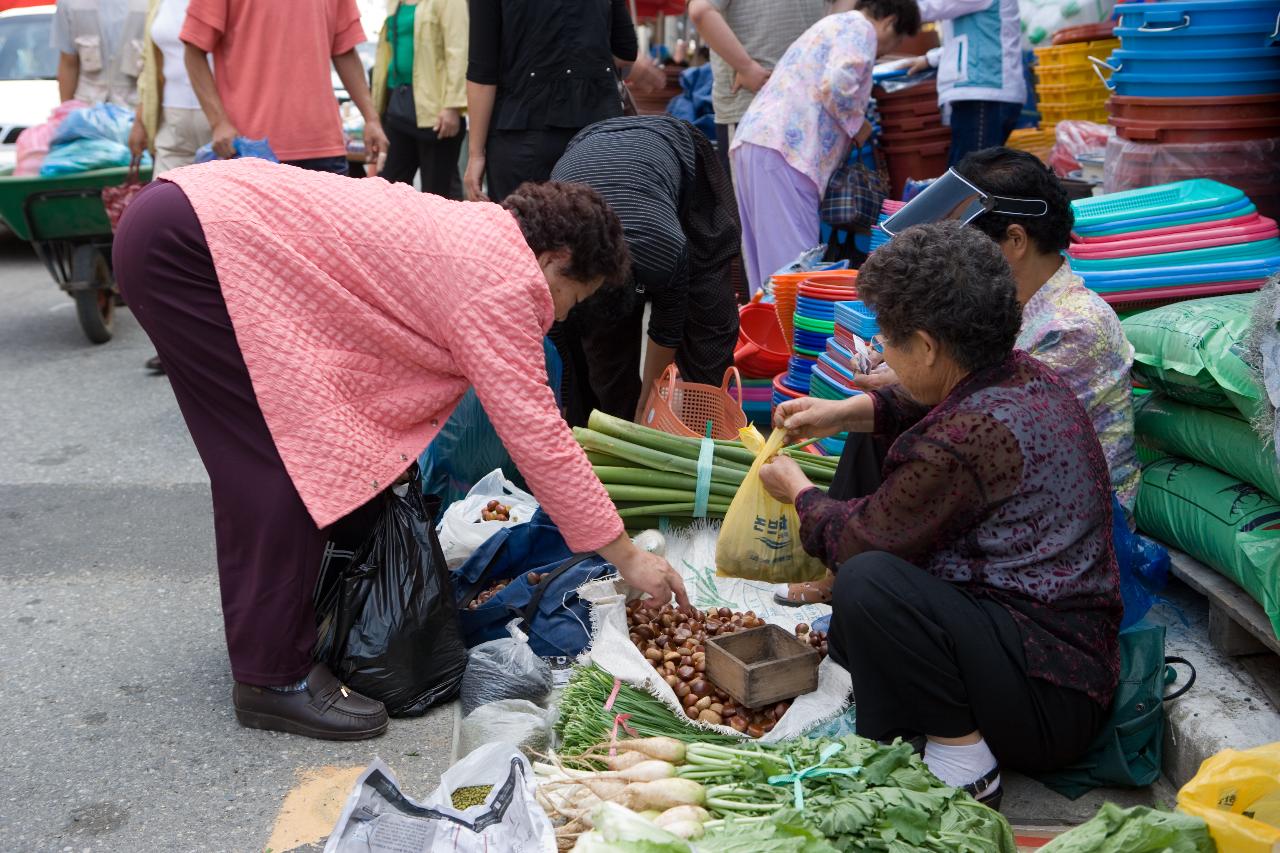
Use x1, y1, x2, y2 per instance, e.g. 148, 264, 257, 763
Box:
0, 4, 59, 174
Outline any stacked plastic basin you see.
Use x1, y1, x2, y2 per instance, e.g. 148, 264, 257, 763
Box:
808, 301, 882, 456
1067, 178, 1280, 306
1101, 0, 1280, 218
1033, 36, 1119, 125
869, 198, 906, 254
874, 77, 950, 198
772, 272, 857, 415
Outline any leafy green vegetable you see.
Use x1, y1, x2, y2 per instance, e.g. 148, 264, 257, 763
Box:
1039, 803, 1215, 853
680, 736, 1016, 853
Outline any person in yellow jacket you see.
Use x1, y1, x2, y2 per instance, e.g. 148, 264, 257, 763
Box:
371, 0, 468, 198
127, 0, 214, 375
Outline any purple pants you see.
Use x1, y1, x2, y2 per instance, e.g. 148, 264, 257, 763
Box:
113, 181, 326, 686
731, 143, 821, 296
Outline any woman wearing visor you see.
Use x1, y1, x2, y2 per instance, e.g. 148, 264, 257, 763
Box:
761, 221, 1120, 808
776, 148, 1139, 605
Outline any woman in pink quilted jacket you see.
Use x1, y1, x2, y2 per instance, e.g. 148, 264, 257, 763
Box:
112, 158, 691, 741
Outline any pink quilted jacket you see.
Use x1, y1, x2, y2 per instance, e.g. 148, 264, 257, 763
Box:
163, 159, 623, 553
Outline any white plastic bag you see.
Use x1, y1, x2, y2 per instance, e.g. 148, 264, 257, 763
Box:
459, 699, 557, 759
580, 575, 851, 744
437, 469, 538, 568
325, 742, 556, 853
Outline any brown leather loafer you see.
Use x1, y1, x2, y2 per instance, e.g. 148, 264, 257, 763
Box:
233, 663, 388, 741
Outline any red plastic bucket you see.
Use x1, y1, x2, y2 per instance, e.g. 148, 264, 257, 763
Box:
735, 303, 790, 378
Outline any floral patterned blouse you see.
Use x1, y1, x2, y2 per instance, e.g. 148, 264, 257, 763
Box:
1019, 261, 1141, 519
731, 10, 876, 191
796, 351, 1122, 706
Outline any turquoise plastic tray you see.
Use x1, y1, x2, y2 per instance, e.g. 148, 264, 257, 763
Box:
1071, 180, 1245, 230
1078, 255, 1280, 290
1073, 199, 1256, 237
1069, 237, 1280, 271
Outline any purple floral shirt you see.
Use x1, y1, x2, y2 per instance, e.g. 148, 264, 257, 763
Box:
1019, 262, 1141, 519
731, 11, 876, 191
796, 351, 1121, 706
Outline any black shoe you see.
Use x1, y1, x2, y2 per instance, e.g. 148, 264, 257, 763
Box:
145, 355, 164, 374
232, 663, 389, 741
962, 765, 1003, 811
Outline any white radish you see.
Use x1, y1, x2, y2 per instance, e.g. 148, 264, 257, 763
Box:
620, 778, 706, 811
653, 805, 711, 828
661, 820, 706, 840
616, 760, 676, 782
614, 737, 686, 764
579, 776, 628, 803
604, 751, 649, 772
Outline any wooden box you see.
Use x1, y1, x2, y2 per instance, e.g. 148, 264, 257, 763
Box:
705, 624, 819, 709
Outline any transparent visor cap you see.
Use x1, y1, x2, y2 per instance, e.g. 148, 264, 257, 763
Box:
880, 168, 1050, 236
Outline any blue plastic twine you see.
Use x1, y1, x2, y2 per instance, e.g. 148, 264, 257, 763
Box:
767, 742, 862, 810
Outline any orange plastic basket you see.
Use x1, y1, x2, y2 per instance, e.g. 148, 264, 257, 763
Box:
640, 365, 747, 440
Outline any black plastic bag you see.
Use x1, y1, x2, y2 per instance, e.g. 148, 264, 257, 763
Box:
315, 468, 467, 716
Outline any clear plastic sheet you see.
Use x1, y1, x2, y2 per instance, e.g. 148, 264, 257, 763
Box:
1104, 136, 1280, 220
458, 700, 557, 760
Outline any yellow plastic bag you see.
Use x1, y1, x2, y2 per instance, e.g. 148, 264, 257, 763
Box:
715, 426, 827, 583
1177, 741, 1280, 853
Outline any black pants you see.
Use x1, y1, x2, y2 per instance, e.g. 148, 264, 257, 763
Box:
826, 432, 887, 501
485, 127, 580, 202
556, 263, 739, 427
382, 119, 465, 198
830, 551, 1105, 773
282, 155, 351, 175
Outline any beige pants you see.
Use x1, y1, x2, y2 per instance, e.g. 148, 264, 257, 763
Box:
153, 106, 212, 175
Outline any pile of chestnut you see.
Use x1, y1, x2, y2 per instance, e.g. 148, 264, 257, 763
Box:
480, 500, 512, 522
468, 578, 510, 609
625, 601, 828, 738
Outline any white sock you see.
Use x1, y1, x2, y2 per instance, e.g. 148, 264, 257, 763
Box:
923, 738, 1000, 795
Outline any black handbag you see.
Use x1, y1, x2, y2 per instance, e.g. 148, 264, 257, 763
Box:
382, 9, 426, 134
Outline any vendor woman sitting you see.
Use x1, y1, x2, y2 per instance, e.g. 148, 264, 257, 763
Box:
780, 146, 1140, 605
761, 221, 1121, 808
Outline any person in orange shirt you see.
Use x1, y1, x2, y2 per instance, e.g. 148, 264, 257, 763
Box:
180, 0, 389, 173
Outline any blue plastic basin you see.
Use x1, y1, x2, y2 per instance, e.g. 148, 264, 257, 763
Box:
1116, 0, 1280, 37
1108, 66, 1280, 97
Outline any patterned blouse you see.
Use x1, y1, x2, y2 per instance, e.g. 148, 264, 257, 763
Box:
796, 351, 1122, 706
1019, 261, 1141, 518
731, 10, 876, 191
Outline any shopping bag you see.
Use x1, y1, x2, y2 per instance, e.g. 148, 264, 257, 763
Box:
1036, 622, 1195, 798
436, 469, 538, 568
102, 156, 147, 231
314, 466, 467, 716
325, 742, 556, 853
454, 510, 615, 657
1177, 742, 1280, 853
715, 426, 827, 583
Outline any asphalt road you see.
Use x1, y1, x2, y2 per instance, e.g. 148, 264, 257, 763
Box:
0, 237, 453, 852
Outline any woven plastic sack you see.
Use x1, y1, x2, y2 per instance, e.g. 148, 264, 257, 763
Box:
458, 700, 557, 759
1177, 742, 1280, 853
1122, 294, 1264, 419
715, 426, 826, 583
459, 620, 553, 716
1135, 456, 1280, 641
1134, 395, 1280, 503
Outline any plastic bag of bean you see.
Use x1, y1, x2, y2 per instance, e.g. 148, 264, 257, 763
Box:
460, 620, 554, 716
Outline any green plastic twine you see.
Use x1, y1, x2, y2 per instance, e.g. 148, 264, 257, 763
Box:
767, 742, 862, 810
693, 420, 715, 518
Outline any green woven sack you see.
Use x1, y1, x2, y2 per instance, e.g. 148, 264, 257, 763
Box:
1122, 294, 1263, 418
1134, 395, 1280, 503
1136, 455, 1280, 641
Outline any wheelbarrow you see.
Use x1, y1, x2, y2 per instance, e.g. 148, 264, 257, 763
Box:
0, 164, 151, 343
